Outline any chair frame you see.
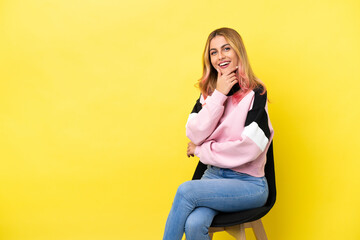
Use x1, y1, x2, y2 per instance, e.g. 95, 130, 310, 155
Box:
208, 219, 268, 240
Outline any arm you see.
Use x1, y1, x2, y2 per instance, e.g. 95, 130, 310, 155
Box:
185, 90, 228, 145
195, 90, 272, 168
186, 66, 240, 145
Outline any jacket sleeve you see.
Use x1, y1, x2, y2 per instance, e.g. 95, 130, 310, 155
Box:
194, 90, 272, 168
186, 90, 228, 145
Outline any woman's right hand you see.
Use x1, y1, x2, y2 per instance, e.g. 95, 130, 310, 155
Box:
215, 66, 239, 95
187, 141, 197, 158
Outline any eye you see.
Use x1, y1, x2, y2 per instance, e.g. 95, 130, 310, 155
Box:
210, 51, 217, 56
224, 47, 231, 51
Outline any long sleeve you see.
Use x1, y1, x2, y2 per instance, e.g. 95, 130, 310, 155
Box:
194, 90, 273, 171
186, 90, 228, 145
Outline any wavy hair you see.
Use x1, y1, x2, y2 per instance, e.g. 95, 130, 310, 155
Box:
198, 27, 266, 102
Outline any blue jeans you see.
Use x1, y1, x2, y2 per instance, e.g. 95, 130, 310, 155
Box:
163, 165, 269, 240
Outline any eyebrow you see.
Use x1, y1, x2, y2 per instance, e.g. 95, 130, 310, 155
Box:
210, 44, 230, 51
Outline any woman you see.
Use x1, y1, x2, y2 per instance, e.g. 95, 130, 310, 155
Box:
163, 27, 274, 240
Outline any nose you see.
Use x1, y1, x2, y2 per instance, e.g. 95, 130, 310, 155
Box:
218, 51, 225, 60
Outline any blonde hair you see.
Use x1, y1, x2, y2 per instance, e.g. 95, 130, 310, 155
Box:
198, 27, 265, 100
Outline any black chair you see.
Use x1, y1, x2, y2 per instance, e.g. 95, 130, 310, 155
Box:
190, 141, 276, 240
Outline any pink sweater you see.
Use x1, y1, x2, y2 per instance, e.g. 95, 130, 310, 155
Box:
186, 89, 274, 177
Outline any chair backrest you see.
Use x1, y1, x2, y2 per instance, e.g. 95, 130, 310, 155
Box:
192, 141, 276, 209
263, 141, 276, 208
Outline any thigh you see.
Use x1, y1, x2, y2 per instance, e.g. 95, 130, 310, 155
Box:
178, 178, 268, 213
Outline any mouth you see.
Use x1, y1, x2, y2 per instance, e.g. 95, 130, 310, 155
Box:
218, 61, 231, 69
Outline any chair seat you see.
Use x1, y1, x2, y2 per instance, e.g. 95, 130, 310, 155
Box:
210, 205, 271, 227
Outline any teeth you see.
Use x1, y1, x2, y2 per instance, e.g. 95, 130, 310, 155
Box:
219, 62, 230, 66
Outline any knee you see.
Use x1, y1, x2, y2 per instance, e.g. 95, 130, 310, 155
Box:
175, 181, 194, 200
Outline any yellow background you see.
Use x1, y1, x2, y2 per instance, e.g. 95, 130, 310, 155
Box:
1, 0, 360, 239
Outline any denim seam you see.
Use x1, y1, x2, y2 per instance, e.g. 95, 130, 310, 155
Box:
194, 188, 268, 206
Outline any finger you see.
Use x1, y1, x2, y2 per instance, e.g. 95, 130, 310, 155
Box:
229, 76, 238, 82
226, 73, 236, 79
216, 68, 222, 78
230, 80, 238, 87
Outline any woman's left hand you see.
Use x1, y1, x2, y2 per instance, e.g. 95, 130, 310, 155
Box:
187, 141, 197, 158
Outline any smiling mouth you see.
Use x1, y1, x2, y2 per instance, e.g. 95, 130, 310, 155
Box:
219, 61, 231, 68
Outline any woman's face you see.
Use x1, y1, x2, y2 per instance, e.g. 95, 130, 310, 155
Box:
209, 35, 239, 75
